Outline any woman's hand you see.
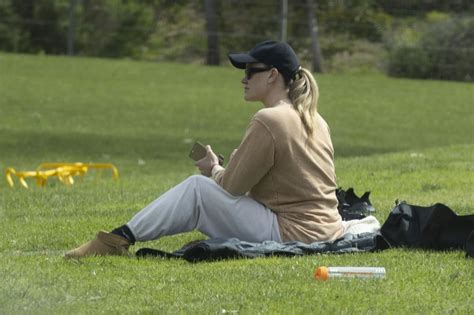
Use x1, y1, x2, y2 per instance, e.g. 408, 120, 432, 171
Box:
195, 145, 219, 177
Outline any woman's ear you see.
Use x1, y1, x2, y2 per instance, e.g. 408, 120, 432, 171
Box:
267, 68, 279, 84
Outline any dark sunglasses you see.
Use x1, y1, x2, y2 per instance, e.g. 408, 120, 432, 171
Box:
244, 67, 273, 80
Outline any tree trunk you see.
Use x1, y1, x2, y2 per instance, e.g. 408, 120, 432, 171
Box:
67, 0, 78, 56
280, 0, 288, 42
306, 0, 323, 73
204, 0, 220, 65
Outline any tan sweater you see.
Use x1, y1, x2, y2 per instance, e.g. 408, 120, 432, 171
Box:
212, 104, 344, 243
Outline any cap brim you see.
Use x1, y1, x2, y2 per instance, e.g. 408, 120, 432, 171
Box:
228, 53, 258, 69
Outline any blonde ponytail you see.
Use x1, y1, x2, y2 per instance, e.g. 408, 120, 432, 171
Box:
288, 67, 319, 135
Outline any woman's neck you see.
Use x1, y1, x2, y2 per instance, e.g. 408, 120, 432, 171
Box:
262, 91, 291, 108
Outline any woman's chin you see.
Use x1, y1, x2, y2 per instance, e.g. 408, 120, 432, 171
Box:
244, 93, 255, 102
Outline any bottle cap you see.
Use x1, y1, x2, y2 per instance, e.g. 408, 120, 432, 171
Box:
314, 266, 328, 281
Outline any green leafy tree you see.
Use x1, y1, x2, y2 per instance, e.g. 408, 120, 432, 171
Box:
75, 0, 155, 58
1, 0, 69, 54
141, 1, 206, 63
0, 1, 21, 51
376, 0, 473, 16
387, 16, 474, 81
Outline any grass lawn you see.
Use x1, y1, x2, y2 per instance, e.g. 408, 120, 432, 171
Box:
0, 53, 473, 313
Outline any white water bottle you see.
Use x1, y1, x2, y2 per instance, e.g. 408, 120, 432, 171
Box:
314, 266, 386, 280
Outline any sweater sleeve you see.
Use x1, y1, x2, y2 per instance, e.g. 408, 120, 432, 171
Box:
212, 118, 275, 196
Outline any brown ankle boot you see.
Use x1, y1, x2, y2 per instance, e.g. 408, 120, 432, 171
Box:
64, 231, 131, 259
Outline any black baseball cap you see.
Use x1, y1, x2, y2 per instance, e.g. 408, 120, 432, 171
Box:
228, 40, 300, 80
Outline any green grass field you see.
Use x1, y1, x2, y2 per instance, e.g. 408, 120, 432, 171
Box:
0, 53, 473, 314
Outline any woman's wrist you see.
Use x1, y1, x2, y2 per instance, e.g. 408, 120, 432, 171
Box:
211, 164, 225, 177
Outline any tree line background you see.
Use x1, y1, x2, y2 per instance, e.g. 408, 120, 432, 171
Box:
0, 0, 473, 81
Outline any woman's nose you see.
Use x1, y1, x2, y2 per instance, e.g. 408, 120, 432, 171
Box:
241, 76, 247, 84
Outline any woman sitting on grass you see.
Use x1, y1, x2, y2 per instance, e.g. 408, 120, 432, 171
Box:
65, 40, 344, 258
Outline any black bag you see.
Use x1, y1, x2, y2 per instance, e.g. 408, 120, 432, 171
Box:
336, 187, 376, 221
380, 201, 474, 251
466, 231, 474, 258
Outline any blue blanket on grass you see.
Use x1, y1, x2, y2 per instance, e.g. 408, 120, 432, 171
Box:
135, 232, 390, 262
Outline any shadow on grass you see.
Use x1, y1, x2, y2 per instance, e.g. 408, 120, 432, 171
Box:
334, 144, 394, 158
0, 129, 189, 161
2, 129, 406, 162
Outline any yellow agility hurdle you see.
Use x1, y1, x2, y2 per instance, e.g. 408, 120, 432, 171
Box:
5, 163, 119, 188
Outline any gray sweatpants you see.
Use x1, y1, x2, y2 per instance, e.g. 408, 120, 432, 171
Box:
127, 175, 282, 243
